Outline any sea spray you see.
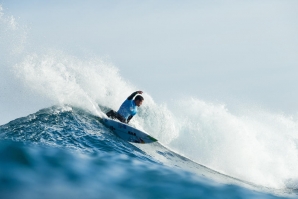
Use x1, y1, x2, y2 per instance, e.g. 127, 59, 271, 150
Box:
168, 99, 298, 189
0, 5, 26, 56
13, 52, 122, 117
13, 51, 179, 142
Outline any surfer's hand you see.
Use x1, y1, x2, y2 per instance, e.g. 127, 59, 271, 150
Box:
137, 91, 143, 94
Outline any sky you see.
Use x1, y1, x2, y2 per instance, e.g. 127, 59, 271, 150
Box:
1, 0, 298, 124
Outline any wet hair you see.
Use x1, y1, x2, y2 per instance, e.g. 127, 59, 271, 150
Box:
135, 95, 144, 101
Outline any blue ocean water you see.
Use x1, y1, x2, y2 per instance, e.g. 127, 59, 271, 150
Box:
0, 106, 295, 199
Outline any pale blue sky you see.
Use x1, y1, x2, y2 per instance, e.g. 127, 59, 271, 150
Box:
1, 0, 298, 124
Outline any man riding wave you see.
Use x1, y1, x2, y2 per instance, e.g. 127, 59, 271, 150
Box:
106, 91, 144, 124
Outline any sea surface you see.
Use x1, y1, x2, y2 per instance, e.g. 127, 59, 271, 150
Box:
0, 106, 296, 199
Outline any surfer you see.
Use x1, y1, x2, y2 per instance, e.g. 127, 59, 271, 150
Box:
106, 91, 144, 124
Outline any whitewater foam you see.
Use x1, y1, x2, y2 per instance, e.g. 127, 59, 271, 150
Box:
167, 99, 298, 189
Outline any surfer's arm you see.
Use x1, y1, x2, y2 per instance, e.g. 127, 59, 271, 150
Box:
127, 91, 143, 100
126, 115, 134, 123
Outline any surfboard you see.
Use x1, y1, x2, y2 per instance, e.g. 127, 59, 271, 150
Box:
99, 117, 158, 144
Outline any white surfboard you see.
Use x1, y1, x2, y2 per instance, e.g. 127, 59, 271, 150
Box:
99, 117, 157, 144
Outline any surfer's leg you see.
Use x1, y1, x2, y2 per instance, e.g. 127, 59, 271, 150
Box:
106, 110, 116, 119
115, 113, 126, 123
106, 110, 126, 123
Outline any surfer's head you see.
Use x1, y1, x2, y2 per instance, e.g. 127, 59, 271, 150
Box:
134, 95, 144, 107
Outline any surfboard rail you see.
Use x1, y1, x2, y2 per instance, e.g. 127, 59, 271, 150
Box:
99, 117, 157, 144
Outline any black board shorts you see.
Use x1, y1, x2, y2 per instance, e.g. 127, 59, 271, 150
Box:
106, 110, 126, 123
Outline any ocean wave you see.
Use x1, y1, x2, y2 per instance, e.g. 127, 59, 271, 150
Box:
0, 106, 292, 198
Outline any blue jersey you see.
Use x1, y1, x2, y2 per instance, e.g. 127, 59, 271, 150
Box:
117, 99, 138, 120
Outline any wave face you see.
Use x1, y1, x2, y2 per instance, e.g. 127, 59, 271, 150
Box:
0, 106, 292, 199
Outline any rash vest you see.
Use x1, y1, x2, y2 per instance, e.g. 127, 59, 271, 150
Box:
117, 91, 139, 121
117, 99, 137, 120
